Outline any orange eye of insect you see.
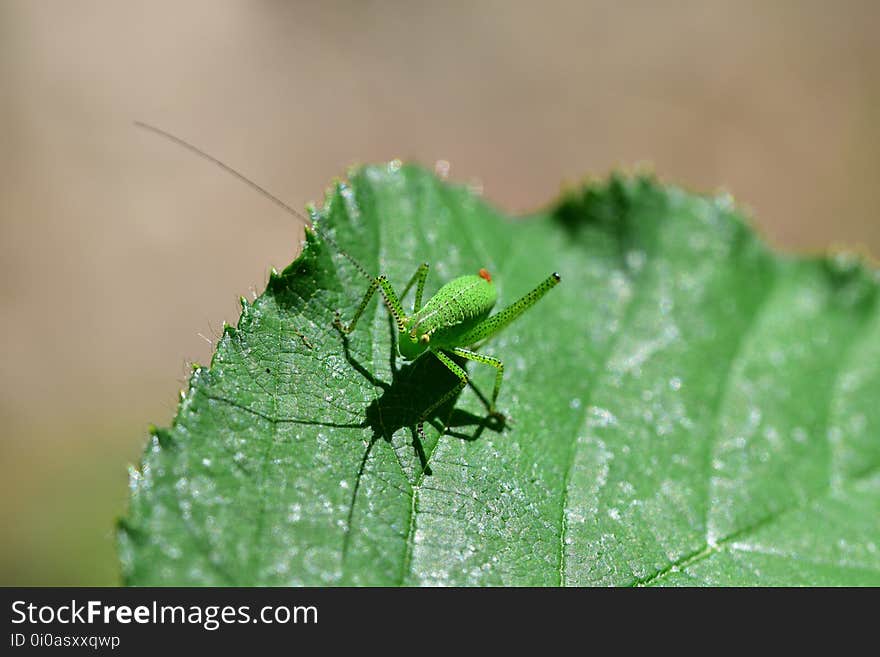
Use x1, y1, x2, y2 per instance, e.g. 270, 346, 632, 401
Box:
478, 268, 492, 282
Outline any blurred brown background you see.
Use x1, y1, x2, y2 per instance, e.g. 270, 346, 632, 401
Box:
1, 1, 878, 585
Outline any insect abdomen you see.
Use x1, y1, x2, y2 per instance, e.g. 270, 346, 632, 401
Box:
413, 274, 497, 338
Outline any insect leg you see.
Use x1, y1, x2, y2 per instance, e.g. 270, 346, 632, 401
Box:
450, 347, 504, 412
416, 349, 468, 442
458, 272, 561, 345
334, 275, 407, 334
399, 262, 430, 313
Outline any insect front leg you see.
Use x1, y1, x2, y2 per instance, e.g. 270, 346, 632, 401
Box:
399, 262, 430, 314
450, 347, 504, 413
334, 275, 407, 334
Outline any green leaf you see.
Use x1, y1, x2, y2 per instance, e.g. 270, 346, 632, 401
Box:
119, 164, 880, 586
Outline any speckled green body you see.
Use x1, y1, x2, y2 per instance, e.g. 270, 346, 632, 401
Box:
399, 274, 497, 360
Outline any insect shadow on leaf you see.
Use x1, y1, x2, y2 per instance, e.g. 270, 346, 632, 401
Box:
337, 311, 507, 479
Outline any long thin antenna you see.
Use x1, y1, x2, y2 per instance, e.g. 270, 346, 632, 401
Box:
134, 121, 373, 280
134, 121, 313, 228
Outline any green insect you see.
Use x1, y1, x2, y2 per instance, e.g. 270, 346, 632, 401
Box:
332, 255, 560, 440
136, 122, 561, 441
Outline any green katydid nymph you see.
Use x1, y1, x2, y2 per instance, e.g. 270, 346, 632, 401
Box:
135, 122, 561, 442
331, 248, 560, 440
